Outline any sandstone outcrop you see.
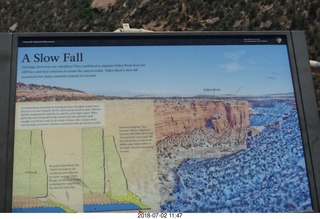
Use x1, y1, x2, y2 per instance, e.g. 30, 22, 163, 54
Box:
154, 98, 250, 143
16, 82, 96, 102
155, 98, 250, 205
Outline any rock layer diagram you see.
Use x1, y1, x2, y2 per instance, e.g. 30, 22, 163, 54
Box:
13, 130, 48, 198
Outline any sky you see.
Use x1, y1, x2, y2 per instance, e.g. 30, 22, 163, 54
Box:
17, 44, 294, 97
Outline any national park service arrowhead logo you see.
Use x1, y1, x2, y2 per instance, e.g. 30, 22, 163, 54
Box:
276, 37, 282, 44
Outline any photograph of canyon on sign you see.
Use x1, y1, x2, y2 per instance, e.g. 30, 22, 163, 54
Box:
12, 43, 312, 212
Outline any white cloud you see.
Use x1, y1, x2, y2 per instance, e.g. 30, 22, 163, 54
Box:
219, 50, 245, 73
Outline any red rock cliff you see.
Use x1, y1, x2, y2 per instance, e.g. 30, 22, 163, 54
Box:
154, 99, 250, 143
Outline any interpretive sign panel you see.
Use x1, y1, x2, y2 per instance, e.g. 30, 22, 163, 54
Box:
6, 32, 320, 213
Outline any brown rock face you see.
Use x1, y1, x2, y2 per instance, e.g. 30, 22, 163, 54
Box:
154, 99, 250, 143
91, 0, 116, 10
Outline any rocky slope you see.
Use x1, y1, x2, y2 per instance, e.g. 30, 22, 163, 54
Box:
1, 0, 320, 58
1, 0, 319, 114
160, 101, 310, 212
